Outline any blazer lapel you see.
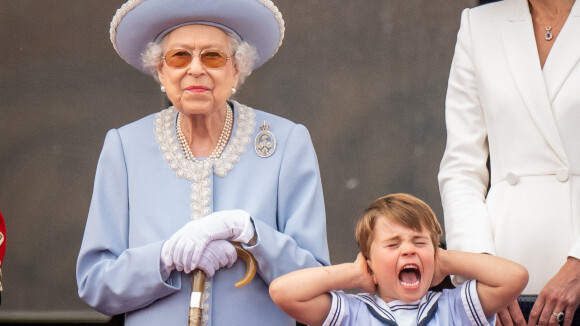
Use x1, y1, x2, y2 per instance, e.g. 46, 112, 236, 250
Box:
542, 1, 580, 102
500, 0, 568, 163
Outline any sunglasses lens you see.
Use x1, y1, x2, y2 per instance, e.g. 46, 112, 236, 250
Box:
164, 50, 228, 68
200, 51, 228, 68
165, 50, 192, 68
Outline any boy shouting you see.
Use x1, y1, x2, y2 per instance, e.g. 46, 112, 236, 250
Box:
270, 193, 528, 325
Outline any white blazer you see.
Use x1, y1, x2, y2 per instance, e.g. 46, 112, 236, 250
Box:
438, 0, 580, 294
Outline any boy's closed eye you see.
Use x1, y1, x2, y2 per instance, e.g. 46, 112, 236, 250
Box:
412, 236, 430, 246
382, 237, 429, 248
381, 239, 401, 249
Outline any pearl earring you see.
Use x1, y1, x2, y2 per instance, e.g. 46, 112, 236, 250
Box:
231, 87, 237, 95
160, 85, 166, 93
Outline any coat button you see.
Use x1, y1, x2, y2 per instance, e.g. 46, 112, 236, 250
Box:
556, 168, 570, 182
507, 172, 518, 185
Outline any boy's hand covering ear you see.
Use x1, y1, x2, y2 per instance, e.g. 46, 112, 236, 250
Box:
430, 248, 447, 287
355, 253, 376, 293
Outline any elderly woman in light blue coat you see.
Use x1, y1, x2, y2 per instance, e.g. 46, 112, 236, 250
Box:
76, 1, 330, 325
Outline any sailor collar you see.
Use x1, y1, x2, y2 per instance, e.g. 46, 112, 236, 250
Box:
355, 291, 441, 326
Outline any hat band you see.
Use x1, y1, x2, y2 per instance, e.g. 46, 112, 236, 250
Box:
154, 21, 242, 43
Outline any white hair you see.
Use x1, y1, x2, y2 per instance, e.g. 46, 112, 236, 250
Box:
141, 30, 257, 87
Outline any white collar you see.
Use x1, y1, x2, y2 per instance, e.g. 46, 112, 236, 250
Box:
154, 100, 256, 219
355, 291, 442, 326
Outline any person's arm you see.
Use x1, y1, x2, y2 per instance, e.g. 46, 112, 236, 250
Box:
434, 248, 528, 317
438, 8, 496, 257
270, 253, 375, 326
76, 129, 181, 315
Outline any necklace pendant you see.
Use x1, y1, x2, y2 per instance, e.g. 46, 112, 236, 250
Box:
254, 121, 276, 158
544, 26, 553, 41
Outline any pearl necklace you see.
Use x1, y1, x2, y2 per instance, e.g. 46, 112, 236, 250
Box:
176, 103, 233, 161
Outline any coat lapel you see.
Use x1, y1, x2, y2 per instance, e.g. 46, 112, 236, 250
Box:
542, 1, 580, 102
500, 0, 568, 163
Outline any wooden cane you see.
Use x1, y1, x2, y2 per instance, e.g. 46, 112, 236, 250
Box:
189, 269, 205, 326
189, 243, 258, 326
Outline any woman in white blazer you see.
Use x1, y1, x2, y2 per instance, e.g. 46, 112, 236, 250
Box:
438, 0, 580, 325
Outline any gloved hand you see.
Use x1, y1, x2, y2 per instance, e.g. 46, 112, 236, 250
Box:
160, 240, 239, 275
161, 210, 254, 273
196, 240, 237, 276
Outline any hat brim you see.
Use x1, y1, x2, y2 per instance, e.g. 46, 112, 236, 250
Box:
110, 0, 284, 75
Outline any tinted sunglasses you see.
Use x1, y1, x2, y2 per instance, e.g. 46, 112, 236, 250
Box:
163, 49, 231, 69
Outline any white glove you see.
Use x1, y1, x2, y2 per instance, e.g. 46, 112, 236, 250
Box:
161, 210, 254, 273
160, 240, 238, 275
196, 240, 237, 276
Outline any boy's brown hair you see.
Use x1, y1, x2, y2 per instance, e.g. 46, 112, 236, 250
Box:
355, 193, 443, 258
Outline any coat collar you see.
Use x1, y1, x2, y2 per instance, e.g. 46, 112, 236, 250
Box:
355, 291, 441, 326
500, 0, 572, 163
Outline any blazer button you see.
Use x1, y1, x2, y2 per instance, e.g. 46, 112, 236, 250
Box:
556, 168, 570, 182
506, 172, 518, 185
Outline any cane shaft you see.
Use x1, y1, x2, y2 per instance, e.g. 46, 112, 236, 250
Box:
189, 269, 206, 326
187, 244, 257, 326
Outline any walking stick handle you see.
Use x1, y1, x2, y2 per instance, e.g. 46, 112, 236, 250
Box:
232, 243, 258, 287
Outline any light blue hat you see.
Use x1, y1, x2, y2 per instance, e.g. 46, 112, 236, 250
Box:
110, 0, 285, 75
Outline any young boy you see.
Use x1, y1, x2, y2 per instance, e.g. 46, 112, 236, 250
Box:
270, 193, 528, 326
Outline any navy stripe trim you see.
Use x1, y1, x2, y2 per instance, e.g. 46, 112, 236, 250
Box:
391, 305, 420, 311
465, 280, 484, 326
329, 291, 342, 326
390, 302, 419, 310
418, 299, 439, 326
417, 291, 441, 326
355, 294, 396, 321
363, 304, 399, 326
418, 291, 435, 317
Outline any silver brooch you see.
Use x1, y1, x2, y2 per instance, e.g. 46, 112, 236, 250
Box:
254, 121, 276, 158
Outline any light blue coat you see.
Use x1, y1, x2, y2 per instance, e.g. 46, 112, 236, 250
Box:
76, 101, 330, 326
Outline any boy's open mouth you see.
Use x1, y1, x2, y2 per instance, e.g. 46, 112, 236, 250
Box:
398, 264, 421, 287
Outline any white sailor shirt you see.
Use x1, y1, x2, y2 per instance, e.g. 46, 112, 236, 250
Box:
323, 280, 494, 326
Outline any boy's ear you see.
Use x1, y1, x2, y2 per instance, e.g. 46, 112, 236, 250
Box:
366, 259, 378, 285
